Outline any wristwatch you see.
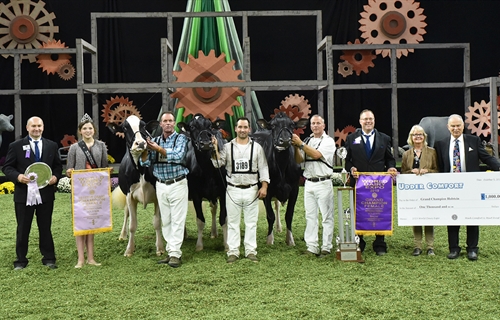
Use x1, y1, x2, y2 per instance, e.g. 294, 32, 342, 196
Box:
299, 142, 305, 150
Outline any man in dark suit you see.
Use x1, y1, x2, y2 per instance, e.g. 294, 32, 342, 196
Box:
435, 114, 500, 261
345, 109, 397, 255
2, 116, 62, 270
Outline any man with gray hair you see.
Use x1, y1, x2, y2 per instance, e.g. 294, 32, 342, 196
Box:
435, 114, 500, 261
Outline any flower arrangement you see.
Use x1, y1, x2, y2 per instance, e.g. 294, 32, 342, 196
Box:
0, 181, 14, 194
331, 173, 344, 186
111, 177, 119, 191
107, 154, 115, 164
57, 177, 72, 193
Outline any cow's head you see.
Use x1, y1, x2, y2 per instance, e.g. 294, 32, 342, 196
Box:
178, 113, 225, 152
108, 115, 152, 162
256, 112, 308, 151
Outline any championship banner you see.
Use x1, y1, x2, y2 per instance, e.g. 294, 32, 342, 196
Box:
397, 172, 500, 226
71, 168, 113, 236
355, 173, 393, 236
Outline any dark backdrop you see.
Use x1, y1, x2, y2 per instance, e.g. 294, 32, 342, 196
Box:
1, 0, 499, 161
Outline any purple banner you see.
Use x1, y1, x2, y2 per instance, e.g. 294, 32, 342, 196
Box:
355, 174, 393, 236
72, 168, 113, 236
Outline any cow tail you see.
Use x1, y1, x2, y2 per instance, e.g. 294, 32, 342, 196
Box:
112, 186, 127, 209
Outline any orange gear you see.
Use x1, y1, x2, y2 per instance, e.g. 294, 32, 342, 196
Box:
359, 0, 427, 58
465, 100, 500, 137
36, 39, 71, 75
57, 62, 75, 80
60, 134, 77, 147
0, 0, 59, 62
339, 39, 376, 76
280, 94, 312, 119
101, 96, 134, 124
343, 125, 356, 134
334, 129, 348, 147
108, 104, 142, 139
171, 50, 245, 119
338, 61, 353, 77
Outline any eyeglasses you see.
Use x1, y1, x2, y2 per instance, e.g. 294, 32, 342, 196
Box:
412, 133, 424, 137
360, 118, 374, 121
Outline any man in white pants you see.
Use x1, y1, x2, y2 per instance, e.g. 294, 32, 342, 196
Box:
212, 117, 269, 264
292, 115, 336, 257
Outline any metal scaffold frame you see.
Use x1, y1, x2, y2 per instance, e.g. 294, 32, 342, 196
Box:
1, 10, 499, 159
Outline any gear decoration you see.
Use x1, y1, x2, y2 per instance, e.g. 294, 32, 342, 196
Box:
334, 125, 357, 147
280, 94, 312, 119
359, 0, 427, 58
338, 61, 353, 77
57, 62, 75, 80
171, 50, 245, 120
464, 100, 500, 138
101, 96, 134, 124
60, 134, 77, 147
36, 39, 71, 75
108, 104, 142, 139
0, 0, 59, 62
339, 39, 376, 75
270, 105, 305, 135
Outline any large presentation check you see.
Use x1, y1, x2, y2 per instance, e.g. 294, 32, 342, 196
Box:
397, 172, 500, 226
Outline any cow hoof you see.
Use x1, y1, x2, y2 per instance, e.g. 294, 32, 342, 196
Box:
124, 252, 133, 257
266, 234, 274, 245
210, 234, 217, 239
118, 236, 127, 241
195, 244, 203, 252
156, 250, 164, 257
285, 230, 295, 246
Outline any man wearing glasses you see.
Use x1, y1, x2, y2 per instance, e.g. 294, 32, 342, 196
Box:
345, 109, 397, 256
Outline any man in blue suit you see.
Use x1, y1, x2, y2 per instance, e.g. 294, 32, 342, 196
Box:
435, 114, 500, 261
2, 116, 62, 270
345, 109, 397, 255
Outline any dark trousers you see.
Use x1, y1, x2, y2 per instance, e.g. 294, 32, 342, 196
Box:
359, 235, 387, 253
14, 201, 56, 267
447, 225, 479, 253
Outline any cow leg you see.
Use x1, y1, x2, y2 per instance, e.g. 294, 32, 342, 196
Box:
218, 194, 228, 251
274, 199, 282, 233
210, 201, 218, 238
192, 196, 205, 251
119, 205, 129, 240
264, 196, 275, 245
152, 202, 165, 256
284, 184, 299, 246
125, 196, 138, 257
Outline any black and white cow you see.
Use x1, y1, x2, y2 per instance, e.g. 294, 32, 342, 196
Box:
252, 112, 309, 245
178, 114, 228, 251
108, 115, 164, 257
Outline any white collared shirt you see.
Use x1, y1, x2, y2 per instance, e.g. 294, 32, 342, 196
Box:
29, 137, 42, 159
362, 130, 374, 148
448, 135, 465, 172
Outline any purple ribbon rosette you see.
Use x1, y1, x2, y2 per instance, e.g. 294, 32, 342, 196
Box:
26, 172, 43, 206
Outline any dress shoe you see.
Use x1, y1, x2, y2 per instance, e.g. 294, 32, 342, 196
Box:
168, 256, 181, 268
86, 260, 101, 266
157, 256, 170, 264
227, 255, 238, 264
302, 250, 319, 257
246, 254, 259, 263
467, 251, 478, 261
427, 249, 435, 256
412, 248, 422, 256
14, 266, 25, 271
319, 250, 331, 258
45, 263, 58, 269
376, 251, 386, 256
447, 251, 460, 259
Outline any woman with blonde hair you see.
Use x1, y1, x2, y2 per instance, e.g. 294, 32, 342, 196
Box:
401, 125, 438, 256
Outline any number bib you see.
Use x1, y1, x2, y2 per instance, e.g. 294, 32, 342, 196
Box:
234, 158, 250, 172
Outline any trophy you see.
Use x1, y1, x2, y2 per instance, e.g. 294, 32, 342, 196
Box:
335, 154, 364, 262
337, 147, 349, 187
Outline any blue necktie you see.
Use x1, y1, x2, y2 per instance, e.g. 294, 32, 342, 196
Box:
364, 134, 372, 158
34, 140, 40, 162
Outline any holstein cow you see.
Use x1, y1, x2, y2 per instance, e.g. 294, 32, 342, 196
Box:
108, 115, 164, 257
178, 114, 228, 251
252, 112, 309, 245
0, 114, 14, 148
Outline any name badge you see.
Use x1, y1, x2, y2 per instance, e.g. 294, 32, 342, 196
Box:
23, 145, 30, 150
234, 158, 250, 172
